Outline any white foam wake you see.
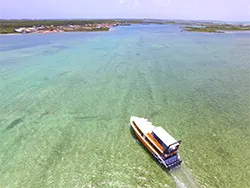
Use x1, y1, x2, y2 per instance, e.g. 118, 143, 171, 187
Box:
172, 175, 187, 188
171, 167, 199, 188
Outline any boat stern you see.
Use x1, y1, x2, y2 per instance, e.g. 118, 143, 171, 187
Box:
164, 154, 182, 170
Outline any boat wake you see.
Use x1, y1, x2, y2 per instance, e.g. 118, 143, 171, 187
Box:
172, 175, 187, 188
170, 167, 199, 188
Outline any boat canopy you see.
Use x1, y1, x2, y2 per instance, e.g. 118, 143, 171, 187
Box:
152, 126, 178, 147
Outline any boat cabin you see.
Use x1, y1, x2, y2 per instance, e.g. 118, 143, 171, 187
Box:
152, 126, 181, 155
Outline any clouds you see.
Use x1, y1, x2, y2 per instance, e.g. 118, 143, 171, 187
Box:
118, 0, 171, 12
153, 0, 172, 7
133, 0, 140, 6
119, 0, 171, 7
118, 0, 141, 10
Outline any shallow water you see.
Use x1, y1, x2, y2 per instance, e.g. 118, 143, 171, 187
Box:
0, 25, 250, 188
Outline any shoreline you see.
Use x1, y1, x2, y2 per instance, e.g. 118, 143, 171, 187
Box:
0, 32, 110, 35
0, 23, 117, 34
182, 25, 250, 33
0, 28, 111, 35
0, 20, 133, 34
1, 19, 250, 35
183, 29, 250, 34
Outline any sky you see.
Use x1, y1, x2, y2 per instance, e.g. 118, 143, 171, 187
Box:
0, 0, 250, 21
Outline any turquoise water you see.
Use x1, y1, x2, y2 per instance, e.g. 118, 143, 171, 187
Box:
0, 25, 250, 188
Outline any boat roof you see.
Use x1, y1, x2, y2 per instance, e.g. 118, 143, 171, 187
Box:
152, 126, 178, 147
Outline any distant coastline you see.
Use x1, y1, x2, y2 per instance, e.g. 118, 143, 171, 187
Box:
1, 19, 250, 34
182, 24, 250, 33
0, 20, 131, 34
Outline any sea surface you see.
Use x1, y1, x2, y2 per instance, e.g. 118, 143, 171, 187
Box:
0, 24, 250, 188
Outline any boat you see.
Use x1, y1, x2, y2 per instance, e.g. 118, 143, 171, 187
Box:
130, 116, 182, 170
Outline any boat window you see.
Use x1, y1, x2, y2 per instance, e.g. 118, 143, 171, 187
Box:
152, 132, 168, 151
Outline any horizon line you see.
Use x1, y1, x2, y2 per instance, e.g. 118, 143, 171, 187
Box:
0, 18, 250, 23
